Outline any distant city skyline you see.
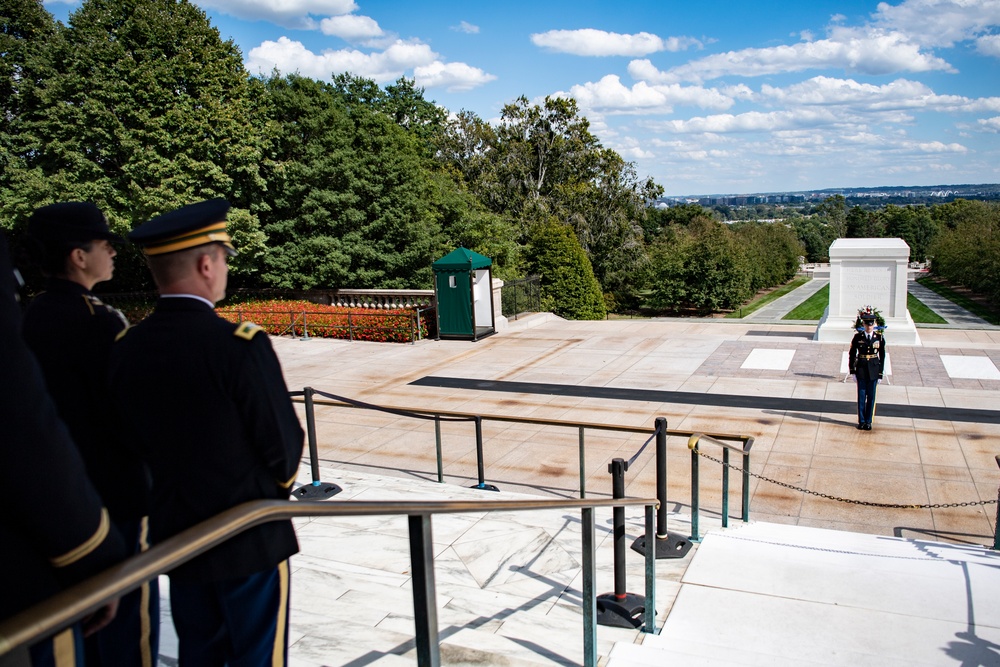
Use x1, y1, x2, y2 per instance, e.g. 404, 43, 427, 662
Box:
43, 0, 1000, 196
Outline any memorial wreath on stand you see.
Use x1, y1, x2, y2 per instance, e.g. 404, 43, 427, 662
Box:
853, 305, 887, 332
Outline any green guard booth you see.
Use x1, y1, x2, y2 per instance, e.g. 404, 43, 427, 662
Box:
432, 247, 496, 341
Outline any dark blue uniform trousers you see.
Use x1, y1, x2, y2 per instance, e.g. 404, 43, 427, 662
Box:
857, 377, 879, 426
170, 560, 290, 667
86, 518, 159, 667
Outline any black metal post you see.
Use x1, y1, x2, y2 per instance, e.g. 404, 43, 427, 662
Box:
291, 387, 342, 501
612, 459, 626, 596
631, 418, 692, 559
994, 456, 1000, 551
596, 458, 645, 628
690, 441, 700, 542
409, 515, 441, 667
581, 506, 597, 667
469, 416, 499, 491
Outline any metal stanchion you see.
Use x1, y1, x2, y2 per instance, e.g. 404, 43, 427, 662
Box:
469, 416, 499, 492
596, 458, 646, 628
291, 387, 342, 501
994, 455, 1000, 551
632, 417, 692, 559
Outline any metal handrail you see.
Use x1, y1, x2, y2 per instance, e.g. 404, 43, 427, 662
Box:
0, 496, 659, 667
294, 393, 751, 501
687, 433, 755, 540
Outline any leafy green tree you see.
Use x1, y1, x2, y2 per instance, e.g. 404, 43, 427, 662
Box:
526, 220, 606, 320
882, 204, 937, 262
929, 200, 1000, 305
792, 217, 839, 262
647, 219, 751, 314
732, 221, 804, 292
258, 74, 444, 289
814, 195, 847, 238
846, 206, 885, 238
4, 0, 266, 288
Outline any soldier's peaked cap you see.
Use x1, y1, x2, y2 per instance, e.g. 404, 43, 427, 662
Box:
129, 199, 237, 257
27, 202, 124, 245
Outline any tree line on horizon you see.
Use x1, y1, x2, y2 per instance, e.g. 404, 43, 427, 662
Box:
3, 0, 998, 318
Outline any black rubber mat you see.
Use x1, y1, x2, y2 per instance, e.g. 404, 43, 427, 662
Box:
409, 376, 1000, 425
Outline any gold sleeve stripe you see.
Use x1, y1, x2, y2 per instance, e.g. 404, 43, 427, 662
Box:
81, 294, 95, 316
52, 627, 77, 666
270, 560, 290, 667
234, 322, 263, 340
115, 326, 131, 342
51, 508, 111, 568
278, 473, 297, 490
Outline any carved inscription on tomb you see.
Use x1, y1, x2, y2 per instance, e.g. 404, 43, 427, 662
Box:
840, 265, 891, 315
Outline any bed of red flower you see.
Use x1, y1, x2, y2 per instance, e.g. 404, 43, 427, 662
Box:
215, 299, 429, 343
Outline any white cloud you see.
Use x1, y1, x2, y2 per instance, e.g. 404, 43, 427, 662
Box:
629, 27, 954, 84
873, 0, 1000, 48
413, 61, 496, 92
555, 74, 734, 114
653, 108, 845, 134
977, 33, 1000, 56
531, 29, 701, 56
977, 116, 1000, 131
196, 0, 357, 30
909, 140, 968, 152
245, 36, 495, 90
246, 36, 435, 81
617, 145, 656, 159
319, 14, 384, 41
451, 21, 480, 34
759, 76, 1000, 114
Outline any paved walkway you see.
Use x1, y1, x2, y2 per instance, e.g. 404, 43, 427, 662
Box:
743, 277, 829, 321
909, 280, 994, 327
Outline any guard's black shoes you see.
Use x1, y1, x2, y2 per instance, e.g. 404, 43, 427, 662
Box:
864, 423, 872, 430
857, 423, 864, 430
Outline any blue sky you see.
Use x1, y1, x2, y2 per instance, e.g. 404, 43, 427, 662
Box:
43, 0, 1000, 196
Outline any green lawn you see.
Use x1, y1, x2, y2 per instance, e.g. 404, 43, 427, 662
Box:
916, 276, 1000, 325
783, 284, 828, 320
782, 284, 947, 324
725, 275, 811, 318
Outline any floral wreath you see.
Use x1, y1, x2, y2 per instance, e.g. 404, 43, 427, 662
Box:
853, 305, 886, 331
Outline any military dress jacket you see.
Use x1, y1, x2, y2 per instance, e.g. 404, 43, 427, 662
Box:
109, 297, 304, 584
848, 330, 886, 382
1, 236, 126, 620
22, 278, 150, 522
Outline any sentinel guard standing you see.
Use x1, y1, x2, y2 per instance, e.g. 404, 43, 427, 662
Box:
20, 202, 158, 667
109, 199, 304, 667
848, 308, 886, 431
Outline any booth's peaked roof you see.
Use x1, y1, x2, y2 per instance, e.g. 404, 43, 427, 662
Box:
432, 247, 492, 270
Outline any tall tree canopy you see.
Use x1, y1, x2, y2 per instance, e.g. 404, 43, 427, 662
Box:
3, 0, 266, 288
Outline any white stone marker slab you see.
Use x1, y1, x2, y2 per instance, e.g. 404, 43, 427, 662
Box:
815, 237, 921, 345
741, 349, 795, 370
941, 355, 1000, 380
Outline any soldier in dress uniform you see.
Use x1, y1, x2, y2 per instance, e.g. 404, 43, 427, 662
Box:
848, 309, 886, 431
108, 199, 304, 667
1, 232, 126, 666
20, 202, 159, 667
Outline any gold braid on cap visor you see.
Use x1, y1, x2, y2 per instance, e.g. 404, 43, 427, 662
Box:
141, 221, 235, 256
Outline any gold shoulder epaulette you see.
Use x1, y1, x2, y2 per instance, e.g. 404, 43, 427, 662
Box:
234, 322, 263, 340
114, 326, 131, 342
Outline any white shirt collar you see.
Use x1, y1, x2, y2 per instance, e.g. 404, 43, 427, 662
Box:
161, 293, 216, 309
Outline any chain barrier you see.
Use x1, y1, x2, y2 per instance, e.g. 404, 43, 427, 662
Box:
692, 448, 998, 510
626, 420, 665, 468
